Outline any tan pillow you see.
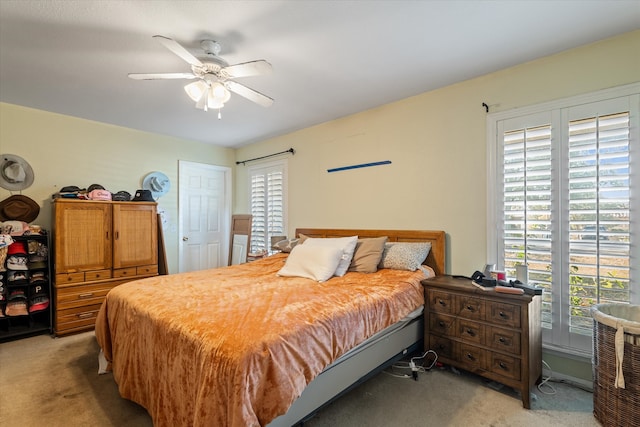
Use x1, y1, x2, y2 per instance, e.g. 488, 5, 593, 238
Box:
348, 236, 388, 273
298, 233, 310, 244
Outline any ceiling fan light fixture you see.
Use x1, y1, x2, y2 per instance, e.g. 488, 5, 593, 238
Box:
184, 80, 208, 102
210, 82, 231, 103
207, 97, 225, 110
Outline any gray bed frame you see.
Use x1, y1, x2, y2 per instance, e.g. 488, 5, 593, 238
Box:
267, 228, 446, 426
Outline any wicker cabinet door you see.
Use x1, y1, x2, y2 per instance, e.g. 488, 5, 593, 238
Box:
112, 203, 157, 269
54, 200, 112, 273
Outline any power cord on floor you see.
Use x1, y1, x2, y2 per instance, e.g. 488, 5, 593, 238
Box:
537, 360, 557, 395
539, 359, 594, 394
384, 350, 438, 381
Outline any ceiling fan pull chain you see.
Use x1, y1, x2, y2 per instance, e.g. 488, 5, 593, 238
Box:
218, 109, 222, 120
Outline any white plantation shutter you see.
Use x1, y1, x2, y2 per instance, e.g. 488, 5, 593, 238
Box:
490, 86, 639, 355
500, 119, 554, 329
248, 160, 287, 254
566, 108, 631, 347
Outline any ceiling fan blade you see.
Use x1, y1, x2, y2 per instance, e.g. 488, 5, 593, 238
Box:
226, 81, 274, 107
153, 35, 203, 67
128, 72, 197, 80
221, 60, 272, 79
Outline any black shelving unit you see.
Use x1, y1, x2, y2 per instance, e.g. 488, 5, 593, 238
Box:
0, 231, 52, 342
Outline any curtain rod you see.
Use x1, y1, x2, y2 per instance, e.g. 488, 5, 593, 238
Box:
236, 148, 295, 165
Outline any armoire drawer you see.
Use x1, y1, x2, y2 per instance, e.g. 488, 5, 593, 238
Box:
55, 303, 103, 333
137, 265, 158, 275
56, 283, 113, 309
113, 267, 137, 278
56, 269, 112, 284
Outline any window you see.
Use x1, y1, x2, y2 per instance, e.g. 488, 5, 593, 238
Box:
248, 160, 287, 255
488, 84, 639, 355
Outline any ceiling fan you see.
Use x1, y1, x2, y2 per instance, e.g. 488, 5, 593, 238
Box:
129, 35, 273, 116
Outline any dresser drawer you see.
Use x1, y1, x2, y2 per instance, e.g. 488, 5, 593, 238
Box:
458, 343, 487, 371
430, 313, 455, 335
457, 295, 485, 321
429, 290, 454, 314
490, 353, 521, 381
457, 318, 484, 345
489, 302, 521, 328
488, 326, 521, 355
429, 335, 455, 359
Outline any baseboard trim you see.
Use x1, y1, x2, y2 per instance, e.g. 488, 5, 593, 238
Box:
542, 368, 594, 392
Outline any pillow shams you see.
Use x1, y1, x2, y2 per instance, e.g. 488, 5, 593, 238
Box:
301, 236, 358, 276
378, 242, 432, 271
348, 236, 388, 273
273, 238, 299, 253
277, 245, 344, 282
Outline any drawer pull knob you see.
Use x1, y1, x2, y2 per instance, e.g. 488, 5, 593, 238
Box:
438, 299, 446, 306
499, 311, 507, 318
438, 344, 446, 350
78, 293, 94, 299
77, 312, 93, 319
438, 321, 446, 328
499, 337, 506, 343
467, 305, 474, 311
499, 362, 508, 370
466, 353, 475, 361
466, 329, 476, 337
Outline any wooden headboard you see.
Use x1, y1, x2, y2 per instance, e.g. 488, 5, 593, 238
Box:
295, 228, 446, 276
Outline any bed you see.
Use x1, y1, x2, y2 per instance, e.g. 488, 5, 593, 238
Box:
95, 228, 446, 427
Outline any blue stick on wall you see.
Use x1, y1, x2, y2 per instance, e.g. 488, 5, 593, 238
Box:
327, 160, 391, 173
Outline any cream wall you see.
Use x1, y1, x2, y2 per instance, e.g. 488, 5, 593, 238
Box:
235, 30, 640, 277
0, 104, 235, 274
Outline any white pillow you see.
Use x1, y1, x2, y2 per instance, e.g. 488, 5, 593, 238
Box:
277, 244, 344, 282
301, 236, 358, 276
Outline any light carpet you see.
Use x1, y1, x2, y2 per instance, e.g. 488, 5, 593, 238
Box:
0, 332, 599, 427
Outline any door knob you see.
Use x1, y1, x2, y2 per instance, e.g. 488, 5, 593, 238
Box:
182, 236, 189, 241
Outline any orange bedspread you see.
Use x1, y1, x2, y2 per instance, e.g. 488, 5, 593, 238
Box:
95, 253, 425, 427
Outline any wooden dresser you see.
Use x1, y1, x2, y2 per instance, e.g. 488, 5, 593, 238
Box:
52, 199, 158, 336
422, 275, 542, 408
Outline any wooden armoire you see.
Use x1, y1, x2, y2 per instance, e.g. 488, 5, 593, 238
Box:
52, 199, 158, 336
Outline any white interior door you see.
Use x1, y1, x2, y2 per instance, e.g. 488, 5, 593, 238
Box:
178, 160, 231, 273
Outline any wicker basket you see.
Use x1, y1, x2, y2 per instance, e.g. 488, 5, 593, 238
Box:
591, 304, 640, 427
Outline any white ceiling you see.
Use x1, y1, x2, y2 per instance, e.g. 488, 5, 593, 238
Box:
1, 1, 639, 148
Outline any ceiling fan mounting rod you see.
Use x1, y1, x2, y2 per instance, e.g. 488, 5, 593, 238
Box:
200, 39, 221, 56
